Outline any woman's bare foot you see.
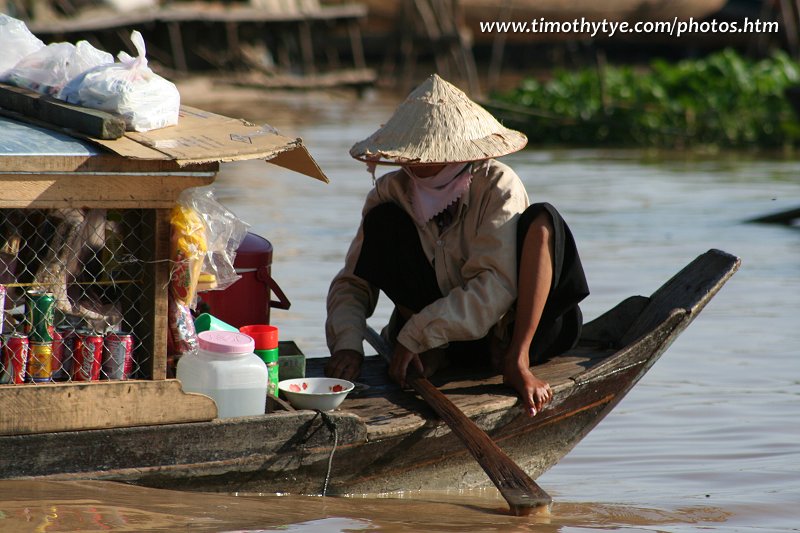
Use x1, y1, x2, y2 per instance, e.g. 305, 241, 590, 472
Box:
503, 357, 552, 417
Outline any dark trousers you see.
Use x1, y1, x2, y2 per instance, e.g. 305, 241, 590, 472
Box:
354, 202, 589, 366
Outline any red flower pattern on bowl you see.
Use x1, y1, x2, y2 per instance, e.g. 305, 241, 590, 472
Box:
278, 378, 354, 411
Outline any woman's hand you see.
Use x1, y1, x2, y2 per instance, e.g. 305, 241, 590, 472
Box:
389, 342, 425, 387
325, 349, 363, 382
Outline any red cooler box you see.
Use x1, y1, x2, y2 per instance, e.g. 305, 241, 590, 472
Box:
198, 232, 290, 328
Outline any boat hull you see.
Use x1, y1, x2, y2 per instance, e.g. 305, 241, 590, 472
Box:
2, 333, 668, 496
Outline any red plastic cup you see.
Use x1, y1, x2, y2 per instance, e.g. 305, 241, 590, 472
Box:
239, 325, 279, 351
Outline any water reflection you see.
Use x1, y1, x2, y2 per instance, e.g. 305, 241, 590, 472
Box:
0, 481, 737, 532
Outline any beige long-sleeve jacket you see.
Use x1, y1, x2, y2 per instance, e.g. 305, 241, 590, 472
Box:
325, 158, 529, 355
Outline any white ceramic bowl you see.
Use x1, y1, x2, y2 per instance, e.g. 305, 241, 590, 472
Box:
278, 377, 354, 411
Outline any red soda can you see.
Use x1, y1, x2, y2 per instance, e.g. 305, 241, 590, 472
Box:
71, 330, 103, 382
2, 333, 29, 384
102, 332, 134, 380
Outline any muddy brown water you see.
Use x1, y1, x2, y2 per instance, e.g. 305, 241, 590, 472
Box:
1, 87, 797, 532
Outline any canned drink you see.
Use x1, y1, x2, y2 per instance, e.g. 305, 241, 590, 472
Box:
54, 326, 77, 380
26, 290, 55, 342
102, 332, 134, 380
71, 330, 103, 382
27, 342, 53, 382
2, 333, 29, 384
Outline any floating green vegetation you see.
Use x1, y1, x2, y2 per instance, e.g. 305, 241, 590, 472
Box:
490, 49, 800, 148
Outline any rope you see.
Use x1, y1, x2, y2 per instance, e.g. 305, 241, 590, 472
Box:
314, 410, 339, 497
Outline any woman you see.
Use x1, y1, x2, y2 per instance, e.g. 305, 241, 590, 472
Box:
324, 74, 589, 416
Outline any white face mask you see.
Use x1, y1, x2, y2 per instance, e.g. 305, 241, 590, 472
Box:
403, 163, 473, 224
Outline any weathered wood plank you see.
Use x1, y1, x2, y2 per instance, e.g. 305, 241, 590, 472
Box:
0, 154, 218, 174
580, 296, 649, 347
143, 209, 171, 380
0, 83, 125, 140
27, 4, 368, 35
309, 345, 617, 441
0, 173, 215, 208
0, 410, 367, 485
0, 380, 217, 435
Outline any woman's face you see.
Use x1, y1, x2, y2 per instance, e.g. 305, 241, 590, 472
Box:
406, 164, 446, 178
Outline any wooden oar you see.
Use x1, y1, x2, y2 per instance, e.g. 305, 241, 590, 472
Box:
364, 326, 552, 515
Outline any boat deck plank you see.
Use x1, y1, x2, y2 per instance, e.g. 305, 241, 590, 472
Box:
305, 343, 616, 440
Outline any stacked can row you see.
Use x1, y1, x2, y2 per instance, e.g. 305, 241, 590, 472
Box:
0, 286, 134, 384
0, 329, 134, 384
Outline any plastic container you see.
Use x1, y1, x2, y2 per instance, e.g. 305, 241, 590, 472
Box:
194, 313, 237, 333
240, 324, 279, 398
176, 330, 267, 419
239, 324, 278, 351
198, 233, 290, 328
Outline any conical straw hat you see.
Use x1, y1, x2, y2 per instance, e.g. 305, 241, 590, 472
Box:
350, 74, 527, 165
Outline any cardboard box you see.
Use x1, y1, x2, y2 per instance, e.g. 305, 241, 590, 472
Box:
90, 106, 328, 181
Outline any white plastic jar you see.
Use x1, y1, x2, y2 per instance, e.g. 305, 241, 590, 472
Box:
176, 330, 268, 419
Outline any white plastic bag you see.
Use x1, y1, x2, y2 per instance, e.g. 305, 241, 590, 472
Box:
0, 14, 44, 78
62, 30, 180, 132
177, 187, 249, 298
3, 40, 113, 97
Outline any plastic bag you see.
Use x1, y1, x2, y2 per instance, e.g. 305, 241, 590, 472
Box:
169, 186, 249, 305
0, 15, 44, 78
188, 188, 250, 294
61, 30, 180, 132
176, 187, 249, 300
166, 188, 247, 368
167, 204, 206, 366
2, 41, 113, 97
167, 294, 197, 374
170, 204, 207, 307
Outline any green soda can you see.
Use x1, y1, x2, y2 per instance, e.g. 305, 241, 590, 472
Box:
26, 290, 55, 342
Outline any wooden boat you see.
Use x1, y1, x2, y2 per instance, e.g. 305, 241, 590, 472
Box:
749, 206, 800, 225
0, 248, 740, 495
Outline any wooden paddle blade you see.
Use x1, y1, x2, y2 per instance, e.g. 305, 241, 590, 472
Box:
363, 326, 551, 514
407, 371, 552, 513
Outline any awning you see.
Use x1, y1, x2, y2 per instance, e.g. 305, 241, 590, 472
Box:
0, 103, 329, 183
